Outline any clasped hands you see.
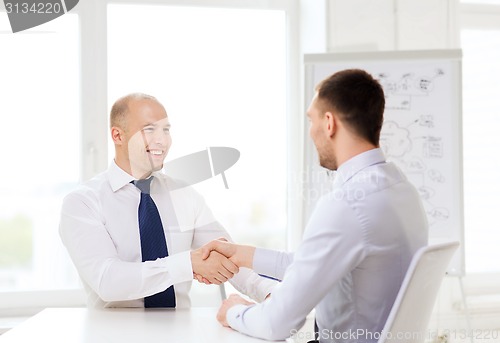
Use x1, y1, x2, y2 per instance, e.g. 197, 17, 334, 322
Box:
190, 238, 255, 285
190, 238, 258, 327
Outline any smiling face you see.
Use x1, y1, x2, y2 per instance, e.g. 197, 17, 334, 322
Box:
112, 96, 172, 179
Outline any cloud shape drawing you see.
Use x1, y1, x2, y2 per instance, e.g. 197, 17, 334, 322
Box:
380, 121, 412, 158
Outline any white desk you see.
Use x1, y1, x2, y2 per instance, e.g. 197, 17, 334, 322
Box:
0, 307, 287, 343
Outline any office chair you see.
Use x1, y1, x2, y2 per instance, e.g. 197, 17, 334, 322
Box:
378, 241, 460, 343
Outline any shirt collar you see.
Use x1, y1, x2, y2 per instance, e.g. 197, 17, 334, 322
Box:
108, 161, 165, 192
108, 161, 136, 192
333, 148, 386, 187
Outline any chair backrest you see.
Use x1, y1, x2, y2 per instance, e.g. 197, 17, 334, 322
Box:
378, 241, 460, 343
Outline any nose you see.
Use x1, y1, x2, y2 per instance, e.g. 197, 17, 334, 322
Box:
152, 128, 170, 146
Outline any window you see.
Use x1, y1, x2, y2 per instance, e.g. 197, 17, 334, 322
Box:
460, 2, 500, 273
0, 14, 80, 291
0, 0, 297, 310
107, 4, 288, 249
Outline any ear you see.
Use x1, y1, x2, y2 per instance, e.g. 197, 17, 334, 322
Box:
324, 111, 336, 138
111, 126, 125, 145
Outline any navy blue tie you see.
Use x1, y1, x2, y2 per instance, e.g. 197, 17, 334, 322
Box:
134, 177, 176, 308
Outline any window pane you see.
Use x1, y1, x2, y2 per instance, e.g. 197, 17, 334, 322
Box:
461, 29, 500, 273
0, 14, 81, 290
107, 5, 287, 249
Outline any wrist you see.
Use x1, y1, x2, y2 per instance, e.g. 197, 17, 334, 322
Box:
236, 245, 255, 269
190, 249, 201, 271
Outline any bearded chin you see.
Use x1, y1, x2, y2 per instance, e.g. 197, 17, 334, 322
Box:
319, 153, 337, 171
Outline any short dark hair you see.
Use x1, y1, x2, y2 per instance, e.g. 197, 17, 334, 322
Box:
316, 69, 385, 146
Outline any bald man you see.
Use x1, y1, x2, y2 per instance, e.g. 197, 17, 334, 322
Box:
60, 93, 275, 308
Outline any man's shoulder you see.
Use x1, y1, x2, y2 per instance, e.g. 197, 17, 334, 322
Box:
154, 172, 201, 196
324, 161, 414, 209
346, 161, 408, 193
64, 171, 110, 203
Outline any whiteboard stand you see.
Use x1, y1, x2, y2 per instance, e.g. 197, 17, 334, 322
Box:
457, 276, 473, 343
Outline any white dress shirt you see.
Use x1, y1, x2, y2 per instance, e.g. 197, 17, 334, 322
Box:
59, 161, 276, 308
226, 148, 428, 343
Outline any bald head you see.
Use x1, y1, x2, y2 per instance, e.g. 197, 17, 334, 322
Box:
110, 93, 161, 130
110, 93, 171, 178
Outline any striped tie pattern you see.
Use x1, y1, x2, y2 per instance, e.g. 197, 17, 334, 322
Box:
134, 177, 176, 308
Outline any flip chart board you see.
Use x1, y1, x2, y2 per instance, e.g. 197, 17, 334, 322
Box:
303, 50, 464, 275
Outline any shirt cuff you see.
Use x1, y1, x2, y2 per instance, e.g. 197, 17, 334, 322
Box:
226, 304, 250, 330
163, 250, 193, 284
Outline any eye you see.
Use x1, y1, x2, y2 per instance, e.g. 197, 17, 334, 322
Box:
143, 127, 154, 133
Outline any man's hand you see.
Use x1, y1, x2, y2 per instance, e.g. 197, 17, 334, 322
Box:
193, 272, 210, 285
191, 249, 239, 285
217, 294, 255, 327
200, 238, 256, 269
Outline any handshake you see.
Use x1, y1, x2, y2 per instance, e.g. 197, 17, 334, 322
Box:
190, 238, 256, 285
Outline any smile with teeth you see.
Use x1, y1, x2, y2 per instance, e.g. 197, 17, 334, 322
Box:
147, 149, 163, 156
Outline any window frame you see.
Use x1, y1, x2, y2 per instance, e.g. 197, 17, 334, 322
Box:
0, 0, 300, 312
457, 1, 500, 300
0, 9, 83, 311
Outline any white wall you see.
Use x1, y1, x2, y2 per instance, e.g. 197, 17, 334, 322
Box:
326, 0, 459, 51
298, 0, 458, 60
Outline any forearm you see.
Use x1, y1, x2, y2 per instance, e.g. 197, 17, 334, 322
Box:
231, 244, 256, 269
228, 267, 277, 302
226, 300, 306, 341
253, 248, 294, 281
60, 192, 196, 303
81, 252, 193, 302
